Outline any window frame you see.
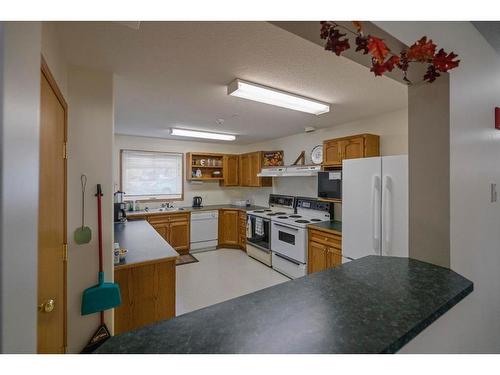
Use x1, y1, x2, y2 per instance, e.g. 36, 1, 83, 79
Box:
120, 149, 185, 202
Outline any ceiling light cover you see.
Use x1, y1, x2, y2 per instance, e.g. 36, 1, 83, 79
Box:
170, 128, 236, 141
227, 79, 330, 115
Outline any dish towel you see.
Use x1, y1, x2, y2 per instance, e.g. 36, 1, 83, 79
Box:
246, 218, 252, 238
255, 217, 264, 236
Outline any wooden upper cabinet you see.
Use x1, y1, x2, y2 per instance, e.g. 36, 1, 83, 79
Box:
323, 134, 380, 166
220, 154, 239, 187
218, 209, 240, 247
239, 151, 272, 187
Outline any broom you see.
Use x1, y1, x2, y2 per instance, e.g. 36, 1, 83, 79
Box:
81, 184, 121, 353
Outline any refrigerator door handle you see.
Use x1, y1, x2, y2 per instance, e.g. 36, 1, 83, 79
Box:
372, 175, 381, 253
383, 176, 393, 255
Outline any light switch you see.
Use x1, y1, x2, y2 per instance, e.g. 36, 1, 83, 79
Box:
491, 183, 497, 203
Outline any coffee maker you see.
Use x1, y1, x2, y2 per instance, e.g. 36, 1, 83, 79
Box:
114, 191, 127, 223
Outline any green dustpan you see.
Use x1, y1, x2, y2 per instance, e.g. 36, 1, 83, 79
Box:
81, 271, 121, 315
75, 174, 92, 244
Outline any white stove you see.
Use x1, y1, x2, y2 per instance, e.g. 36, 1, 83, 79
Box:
246, 195, 295, 266
271, 197, 333, 279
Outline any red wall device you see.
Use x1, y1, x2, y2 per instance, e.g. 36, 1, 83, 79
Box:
496, 107, 500, 130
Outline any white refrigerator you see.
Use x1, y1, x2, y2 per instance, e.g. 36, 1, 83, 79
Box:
342, 155, 408, 262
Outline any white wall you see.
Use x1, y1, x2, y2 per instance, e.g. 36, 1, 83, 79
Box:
242, 108, 408, 219
0, 22, 41, 353
41, 22, 68, 99
67, 66, 115, 353
376, 21, 500, 353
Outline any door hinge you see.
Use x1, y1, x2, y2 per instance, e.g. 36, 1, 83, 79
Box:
62, 243, 68, 262
63, 142, 68, 159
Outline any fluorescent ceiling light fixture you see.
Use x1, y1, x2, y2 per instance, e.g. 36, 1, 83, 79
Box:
227, 79, 330, 115
170, 128, 236, 141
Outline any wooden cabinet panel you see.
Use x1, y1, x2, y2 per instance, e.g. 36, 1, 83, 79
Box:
308, 228, 342, 274
238, 211, 247, 250
168, 220, 190, 255
239, 154, 250, 187
341, 137, 365, 160
322, 134, 380, 166
148, 213, 190, 254
323, 139, 342, 165
326, 247, 342, 269
308, 241, 328, 274
220, 154, 239, 186
218, 209, 240, 247
114, 259, 176, 335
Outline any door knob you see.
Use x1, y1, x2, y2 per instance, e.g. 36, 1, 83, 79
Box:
38, 299, 55, 313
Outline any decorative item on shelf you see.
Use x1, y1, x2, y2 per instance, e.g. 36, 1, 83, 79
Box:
320, 21, 460, 84
200, 159, 206, 166
212, 170, 222, 178
195, 169, 202, 178
263, 150, 284, 166
292, 151, 306, 166
311, 145, 323, 165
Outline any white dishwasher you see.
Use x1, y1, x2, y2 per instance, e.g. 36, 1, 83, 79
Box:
190, 210, 219, 252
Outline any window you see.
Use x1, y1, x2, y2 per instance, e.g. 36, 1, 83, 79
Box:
121, 150, 183, 200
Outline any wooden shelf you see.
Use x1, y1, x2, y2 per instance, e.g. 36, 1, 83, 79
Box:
190, 177, 224, 181
191, 165, 223, 168
186, 152, 225, 181
319, 197, 342, 204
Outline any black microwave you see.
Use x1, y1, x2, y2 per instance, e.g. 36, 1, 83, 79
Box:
317, 171, 342, 200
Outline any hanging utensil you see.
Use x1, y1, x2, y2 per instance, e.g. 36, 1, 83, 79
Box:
74, 174, 92, 244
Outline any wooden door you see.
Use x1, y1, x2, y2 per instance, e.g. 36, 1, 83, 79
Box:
168, 220, 190, 254
38, 60, 67, 354
219, 210, 239, 246
221, 154, 239, 186
323, 140, 342, 165
341, 137, 365, 160
307, 241, 327, 274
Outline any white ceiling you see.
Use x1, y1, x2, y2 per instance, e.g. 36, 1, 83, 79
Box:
57, 21, 407, 144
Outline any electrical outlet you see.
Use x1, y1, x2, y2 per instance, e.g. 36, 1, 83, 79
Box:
491, 183, 497, 203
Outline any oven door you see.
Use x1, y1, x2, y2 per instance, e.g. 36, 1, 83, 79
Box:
247, 215, 271, 252
271, 221, 307, 263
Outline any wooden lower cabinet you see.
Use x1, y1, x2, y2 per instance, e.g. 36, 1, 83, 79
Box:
218, 209, 240, 247
307, 228, 342, 274
147, 212, 190, 255
114, 259, 176, 335
218, 209, 247, 250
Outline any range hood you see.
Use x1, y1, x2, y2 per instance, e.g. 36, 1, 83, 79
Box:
257, 165, 321, 177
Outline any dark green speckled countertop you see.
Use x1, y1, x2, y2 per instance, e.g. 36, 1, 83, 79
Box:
96, 256, 473, 354
308, 220, 342, 234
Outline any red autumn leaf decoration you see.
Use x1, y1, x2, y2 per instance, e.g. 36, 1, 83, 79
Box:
367, 36, 390, 64
432, 49, 460, 72
355, 35, 369, 54
324, 28, 350, 56
423, 65, 441, 83
407, 36, 437, 62
319, 21, 460, 84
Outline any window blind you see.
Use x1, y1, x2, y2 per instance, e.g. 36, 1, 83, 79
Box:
121, 150, 183, 200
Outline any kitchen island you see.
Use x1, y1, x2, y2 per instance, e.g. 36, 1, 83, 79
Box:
114, 220, 179, 334
99, 255, 472, 353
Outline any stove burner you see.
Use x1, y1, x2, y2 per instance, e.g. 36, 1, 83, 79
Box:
289, 215, 301, 218
277, 216, 289, 219
267, 213, 278, 216
310, 219, 323, 222
264, 209, 273, 212
274, 212, 286, 215
253, 210, 265, 213
295, 220, 310, 224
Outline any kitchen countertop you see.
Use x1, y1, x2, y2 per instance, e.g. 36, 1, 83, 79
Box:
114, 220, 179, 270
96, 256, 473, 353
126, 204, 267, 217
308, 220, 342, 234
